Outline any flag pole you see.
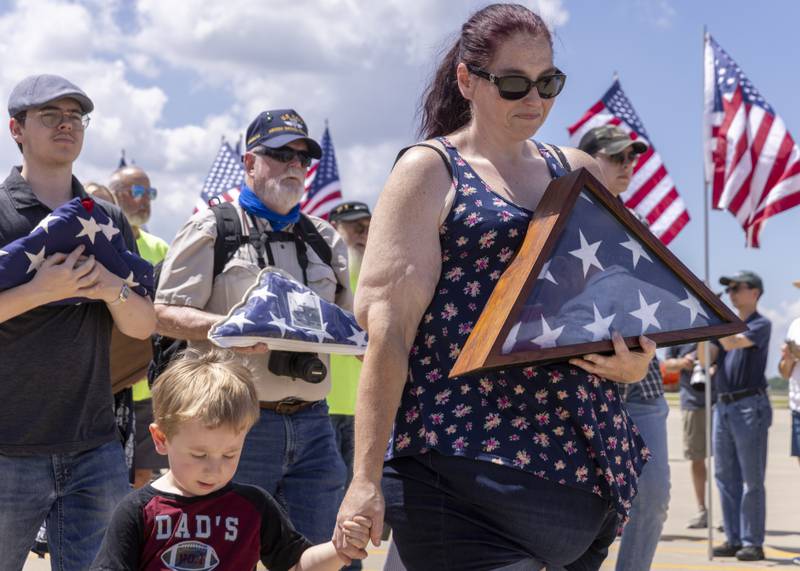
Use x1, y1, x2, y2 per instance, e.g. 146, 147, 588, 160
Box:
702, 25, 715, 561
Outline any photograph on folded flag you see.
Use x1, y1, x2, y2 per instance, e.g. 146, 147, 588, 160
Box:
208, 267, 367, 355
450, 168, 746, 378
0, 196, 154, 303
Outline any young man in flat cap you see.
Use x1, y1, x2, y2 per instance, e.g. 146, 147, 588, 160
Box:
0, 74, 155, 570
707, 271, 772, 561
155, 109, 352, 548
579, 125, 670, 571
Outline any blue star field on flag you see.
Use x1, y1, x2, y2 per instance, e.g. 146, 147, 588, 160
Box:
209, 268, 367, 355
198, 141, 244, 207
502, 190, 722, 354
0, 197, 155, 303
709, 36, 773, 115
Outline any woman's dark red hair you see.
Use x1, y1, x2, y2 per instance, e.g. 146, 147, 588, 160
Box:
418, 3, 552, 139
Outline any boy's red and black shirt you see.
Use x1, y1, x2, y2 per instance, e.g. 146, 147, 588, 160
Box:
90, 482, 312, 571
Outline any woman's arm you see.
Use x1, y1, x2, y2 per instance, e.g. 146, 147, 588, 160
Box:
333, 144, 452, 555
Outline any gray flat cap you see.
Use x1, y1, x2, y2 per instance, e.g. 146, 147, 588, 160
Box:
8, 74, 93, 116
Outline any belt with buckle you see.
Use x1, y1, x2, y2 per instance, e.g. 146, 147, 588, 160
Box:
718, 387, 765, 404
259, 399, 318, 415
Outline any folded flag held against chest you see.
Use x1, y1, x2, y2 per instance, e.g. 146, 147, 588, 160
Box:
209, 267, 367, 355
0, 197, 155, 302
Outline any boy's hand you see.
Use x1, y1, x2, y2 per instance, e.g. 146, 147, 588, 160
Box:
341, 515, 371, 550
334, 516, 371, 563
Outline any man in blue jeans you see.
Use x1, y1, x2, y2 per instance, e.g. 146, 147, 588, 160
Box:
0, 75, 156, 570
580, 125, 671, 571
155, 109, 350, 544
705, 270, 772, 562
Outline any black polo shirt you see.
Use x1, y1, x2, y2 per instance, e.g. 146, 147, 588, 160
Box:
0, 167, 136, 455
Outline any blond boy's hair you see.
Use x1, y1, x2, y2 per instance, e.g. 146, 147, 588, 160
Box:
151, 348, 260, 438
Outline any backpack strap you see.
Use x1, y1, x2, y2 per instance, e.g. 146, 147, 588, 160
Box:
294, 214, 344, 294
211, 202, 246, 278
393, 143, 453, 179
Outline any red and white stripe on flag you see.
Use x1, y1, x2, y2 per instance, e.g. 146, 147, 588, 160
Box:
301, 127, 343, 219
568, 82, 689, 246
301, 159, 342, 219
704, 33, 800, 247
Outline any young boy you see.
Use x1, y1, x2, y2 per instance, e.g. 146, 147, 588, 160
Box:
91, 348, 370, 570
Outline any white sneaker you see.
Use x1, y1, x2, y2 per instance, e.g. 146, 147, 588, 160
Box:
686, 509, 708, 529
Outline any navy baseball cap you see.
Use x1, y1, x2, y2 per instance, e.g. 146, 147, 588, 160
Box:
8, 74, 93, 116
245, 109, 322, 159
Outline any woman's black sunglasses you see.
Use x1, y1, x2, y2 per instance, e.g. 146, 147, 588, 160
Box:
466, 64, 566, 101
253, 146, 313, 168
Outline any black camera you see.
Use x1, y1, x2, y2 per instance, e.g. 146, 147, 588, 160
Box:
268, 351, 327, 383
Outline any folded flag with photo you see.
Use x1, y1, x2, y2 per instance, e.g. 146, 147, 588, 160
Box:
209, 267, 367, 355
0, 197, 155, 303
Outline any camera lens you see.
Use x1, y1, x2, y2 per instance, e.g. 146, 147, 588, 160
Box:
299, 356, 327, 384
268, 351, 327, 383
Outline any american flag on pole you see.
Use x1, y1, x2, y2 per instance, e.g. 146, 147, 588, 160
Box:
302, 126, 343, 219
704, 34, 800, 247
195, 139, 244, 212
568, 80, 690, 245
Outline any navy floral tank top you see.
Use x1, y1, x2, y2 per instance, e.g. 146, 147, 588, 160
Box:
387, 137, 649, 519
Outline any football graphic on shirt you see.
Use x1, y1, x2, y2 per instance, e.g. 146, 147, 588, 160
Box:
160, 540, 220, 571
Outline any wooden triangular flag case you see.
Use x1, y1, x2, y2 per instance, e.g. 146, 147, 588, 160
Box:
450, 168, 745, 378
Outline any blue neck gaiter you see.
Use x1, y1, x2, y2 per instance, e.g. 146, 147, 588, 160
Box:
238, 183, 301, 231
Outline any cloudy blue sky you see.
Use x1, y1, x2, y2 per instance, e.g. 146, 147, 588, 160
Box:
0, 0, 797, 372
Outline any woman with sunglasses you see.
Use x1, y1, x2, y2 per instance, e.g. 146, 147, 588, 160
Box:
334, 4, 655, 570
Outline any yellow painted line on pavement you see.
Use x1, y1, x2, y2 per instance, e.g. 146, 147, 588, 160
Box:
605, 564, 792, 570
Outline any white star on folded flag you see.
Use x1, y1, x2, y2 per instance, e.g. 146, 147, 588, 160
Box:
569, 230, 603, 277
532, 316, 564, 348
583, 303, 616, 342
629, 291, 661, 334
25, 246, 47, 274
347, 326, 368, 347
537, 259, 558, 284
677, 289, 709, 325
226, 312, 255, 333
99, 220, 120, 241
124, 272, 140, 288
251, 287, 277, 302
268, 313, 292, 337
75, 216, 103, 244
34, 214, 60, 234
619, 233, 653, 269
209, 268, 367, 355
309, 325, 335, 343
